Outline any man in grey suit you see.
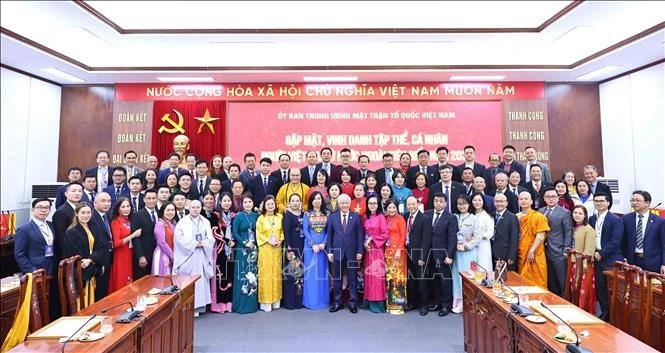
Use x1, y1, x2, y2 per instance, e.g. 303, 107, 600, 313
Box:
524, 146, 552, 184
540, 187, 573, 297
123, 150, 144, 178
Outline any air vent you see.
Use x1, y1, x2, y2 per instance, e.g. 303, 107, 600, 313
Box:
32, 184, 64, 199
598, 178, 619, 193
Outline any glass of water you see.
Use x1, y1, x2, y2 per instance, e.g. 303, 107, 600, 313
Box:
136, 295, 147, 311
99, 316, 113, 334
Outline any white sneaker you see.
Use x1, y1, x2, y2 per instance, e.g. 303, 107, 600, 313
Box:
451, 306, 463, 314
194, 312, 200, 318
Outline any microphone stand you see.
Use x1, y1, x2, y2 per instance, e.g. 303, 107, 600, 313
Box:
155, 275, 180, 295
100, 301, 141, 323
501, 281, 534, 316
540, 302, 593, 353
61, 313, 96, 353
471, 261, 493, 288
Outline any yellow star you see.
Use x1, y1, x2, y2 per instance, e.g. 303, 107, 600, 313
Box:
194, 108, 221, 134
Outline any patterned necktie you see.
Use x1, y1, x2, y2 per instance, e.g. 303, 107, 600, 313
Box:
282, 171, 287, 183
250, 170, 255, 177
342, 214, 347, 231
406, 215, 414, 246
636, 214, 644, 250
116, 186, 121, 198
199, 179, 204, 194
433, 212, 441, 226
263, 177, 268, 191
150, 210, 157, 224
101, 214, 111, 237
90, 191, 96, 203
132, 196, 138, 210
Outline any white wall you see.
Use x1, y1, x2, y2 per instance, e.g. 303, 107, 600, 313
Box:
1, 68, 61, 223
600, 63, 665, 213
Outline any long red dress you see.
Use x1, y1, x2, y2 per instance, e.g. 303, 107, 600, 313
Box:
109, 216, 133, 293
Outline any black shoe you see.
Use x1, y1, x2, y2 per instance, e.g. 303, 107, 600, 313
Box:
419, 307, 428, 316
349, 305, 358, 314
438, 308, 450, 317
404, 304, 416, 311
428, 304, 440, 312
329, 304, 342, 313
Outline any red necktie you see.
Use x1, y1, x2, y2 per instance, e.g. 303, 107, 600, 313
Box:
342, 214, 347, 230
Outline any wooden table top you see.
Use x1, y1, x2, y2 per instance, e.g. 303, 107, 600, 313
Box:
9, 274, 199, 353
464, 271, 658, 353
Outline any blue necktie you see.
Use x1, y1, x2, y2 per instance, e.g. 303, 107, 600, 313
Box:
444, 185, 450, 212
101, 214, 111, 237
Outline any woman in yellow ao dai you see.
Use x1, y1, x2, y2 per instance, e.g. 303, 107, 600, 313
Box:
256, 195, 284, 312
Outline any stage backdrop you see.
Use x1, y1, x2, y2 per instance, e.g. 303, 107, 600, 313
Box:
228, 101, 502, 170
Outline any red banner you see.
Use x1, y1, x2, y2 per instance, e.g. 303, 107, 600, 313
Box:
116, 82, 544, 101
227, 101, 502, 170
151, 101, 226, 166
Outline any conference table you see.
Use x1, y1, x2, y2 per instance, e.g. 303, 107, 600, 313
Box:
462, 271, 657, 353
9, 274, 199, 353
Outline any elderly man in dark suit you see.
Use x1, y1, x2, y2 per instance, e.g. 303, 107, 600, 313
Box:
326, 193, 364, 313
491, 194, 519, 271
539, 187, 573, 297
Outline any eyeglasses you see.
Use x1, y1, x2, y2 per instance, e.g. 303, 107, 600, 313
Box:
544, 195, 558, 199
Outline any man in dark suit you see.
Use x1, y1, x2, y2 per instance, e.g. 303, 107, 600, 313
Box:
103, 166, 130, 206
326, 194, 364, 313
300, 151, 319, 187
239, 152, 258, 184
459, 167, 475, 196
357, 154, 374, 181
13, 197, 60, 319
583, 165, 613, 208
426, 193, 458, 316
86, 150, 113, 193
172, 193, 190, 222
623, 190, 665, 274
431, 146, 460, 183
508, 170, 528, 195
55, 167, 82, 208
330, 148, 359, 184
455, 145, 487, 184
540, 187, 573, 297
407, 149, 438, 189
404, 196, 432, 315
80, 174, 98, 204
193, 160, 212, 196
89, 192, 113, 299
157, 153, 188, 185
221, 164, 243, 193
428, 165, 464, 212
127, 176, 145, 212
176, 173, 200, 201
484, 153, 502, 194
374, 152, 395, 187
493, 172, 519, 214
270, 154, 291, 192
589, 192, 623, 321
315, 147, 336, 183
52, 182, 83, 260
250, 158, 279, 206
131, 189, 159, 280
524, 164, 551, 210
122, 150, 144, 178
491, 194, 519, 271
498, 145, 526, 183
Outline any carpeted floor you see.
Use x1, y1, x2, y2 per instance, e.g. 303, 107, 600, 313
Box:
193, 307, 465, 353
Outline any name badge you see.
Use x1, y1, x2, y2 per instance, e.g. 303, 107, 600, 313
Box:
45, 244, 54, 257
248, 229, 256, 242
195, 233, 203, 242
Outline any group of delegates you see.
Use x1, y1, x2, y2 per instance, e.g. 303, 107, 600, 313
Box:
13, 144, 665, 322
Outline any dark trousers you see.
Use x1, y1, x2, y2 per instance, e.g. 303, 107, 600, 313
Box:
432, 260, 453, 310
633, 255, 645, 270
133, 257, 153, 280
406, 252, 428, 309
332, 258, 358, 306
594, 260, 611, 321
546, 252, 566, 297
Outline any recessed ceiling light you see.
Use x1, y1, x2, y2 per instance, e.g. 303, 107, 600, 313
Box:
41, 68, 85, 83
448, 75, 506, 81
156, 77, 216, 82
575, 66, 620, 80
303, 76, 358, 82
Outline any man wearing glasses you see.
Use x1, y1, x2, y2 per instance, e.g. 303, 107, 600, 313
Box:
103, 166, 130, 206
539, 187, 573, 297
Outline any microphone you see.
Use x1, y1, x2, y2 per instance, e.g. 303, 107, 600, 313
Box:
154, 275, 180, 295
61, 313, 96, 353
100, 301, 141, 323
540, 302, 592, 353
502, 282, 534, 317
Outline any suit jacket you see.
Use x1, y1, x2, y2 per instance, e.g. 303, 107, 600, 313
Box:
315, 162, 336, 181
326, 211, 364, 261
407, 165, 438, 189
81, 190, 96, 204
85, 166, 113, 191
63, 224, 108, 282
494, 189, 519, 214
484, 167, 501, 194
239, 169, 258, 184
270, 169, 291, 193
456, 162, 487, 183
124, 165, 144, 178
330, 164, 359, 184
623, 212, 665, 272
427, 181, 464, 212
524, 161, 552, 184
300, 165, 319, 187
497, 161, 526, 184
249, 174, 279, 206
104, 184, 130, 206
491, 210, 519, 264
375, 167, 396, 187
213, 170, 230, 183
525, 181, 551, 210
89, 210, 113, 266
130, 208, 158, 263
157, 168, 188, 185
13, 220, 57, 275
357, 169, 374, 181
193, 176, 212, 196
430, 163, 460, 183
221, 178, 243, 194
590, 212, 624, 269
52, 202, 76, 259
54, 185, 68, 209
426, 210, 458, 262
127, 194, 145, 212
404, 211, 432, 263
539, 206, 573, 258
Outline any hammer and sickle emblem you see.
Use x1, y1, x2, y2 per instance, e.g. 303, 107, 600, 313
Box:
157, 109, 185, 134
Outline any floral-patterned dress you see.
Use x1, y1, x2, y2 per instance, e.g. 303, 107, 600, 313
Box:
232, 211, 259, 314
385, 214, 407, 314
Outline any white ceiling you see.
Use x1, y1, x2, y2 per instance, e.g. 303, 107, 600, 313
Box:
1, 1, 664, 84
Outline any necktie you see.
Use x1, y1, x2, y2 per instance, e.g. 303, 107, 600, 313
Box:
386, 169, 392, 184
101, 214, 111, 236
361, 171, 366, 179
132, 196, 138, 210
421, 167, 426, 174
495, 212, 501, 225
89, 191, 96, 203
342, 214, 347, 231
591, 183, 596, 195
116, 186, 121, 197
406, 215, 413, 246
263, 177, 268, 191
282, 171, 287, 183
535, 182, 540, 193
128, 167, 133, 177
199, 179, 204, 194
512, 187, 517, 194
309, 167, 314, 181
433, 212, 441, 226
150, 210, 157, 224
250, 170, 255, 177
323, 164, 328, 174
635, 214, 644, 250
545, 208, 554, 218
444, 185, 450, 213
179, 211, 184, 220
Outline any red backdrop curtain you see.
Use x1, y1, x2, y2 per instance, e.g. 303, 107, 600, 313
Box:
151, 101, 226, 165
